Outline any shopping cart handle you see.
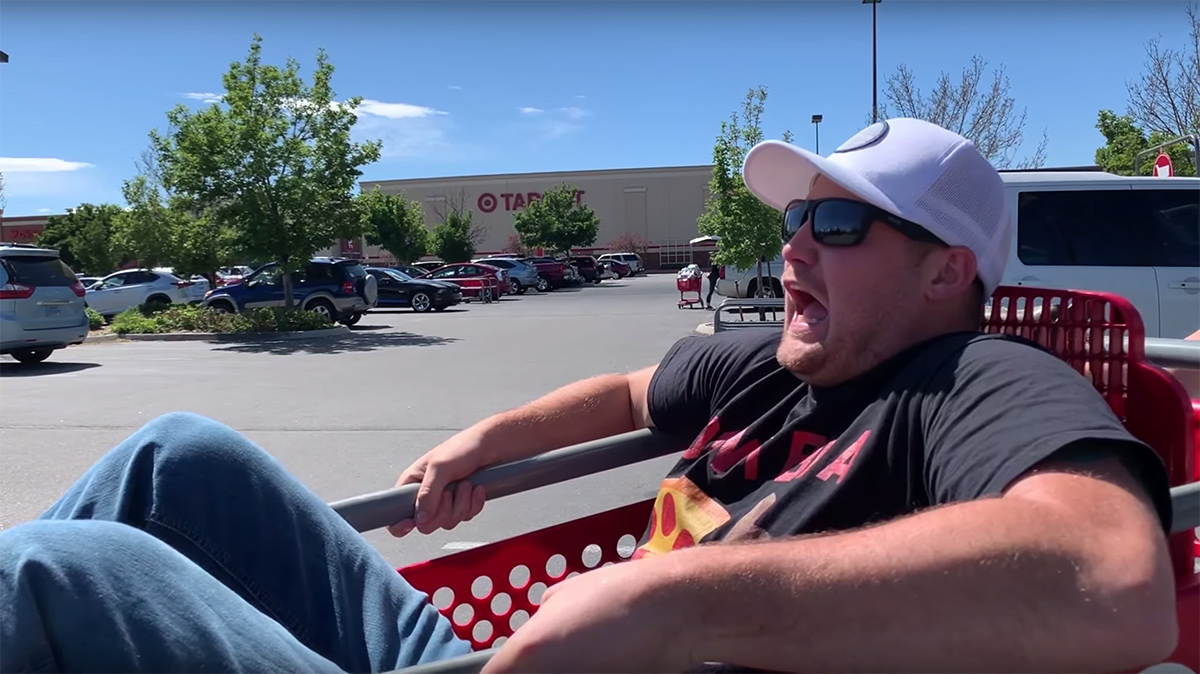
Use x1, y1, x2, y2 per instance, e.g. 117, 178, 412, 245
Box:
329, 427, 687, 533
389, 649, 497, 674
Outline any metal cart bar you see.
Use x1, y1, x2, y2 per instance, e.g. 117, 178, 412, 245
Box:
330, 429, 689, 534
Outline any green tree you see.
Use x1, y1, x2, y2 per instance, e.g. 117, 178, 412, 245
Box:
1095, 109, 1197, 176
36, 203, 124, 274
358, 186, 429, 264
114, 150, 237, 282
431, 209, 478, 263
113, 175, 178, 269
512, 183, 600, 255
150, 34, 381, 308
696, 86, 793, 298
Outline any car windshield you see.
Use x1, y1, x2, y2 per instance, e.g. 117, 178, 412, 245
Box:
383, 269, 411, 281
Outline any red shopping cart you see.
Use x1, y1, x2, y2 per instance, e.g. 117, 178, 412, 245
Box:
677, 275, 703, 309
329, 286, 1199, 674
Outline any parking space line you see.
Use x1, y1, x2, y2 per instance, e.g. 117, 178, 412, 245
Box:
442, 541, 486, 550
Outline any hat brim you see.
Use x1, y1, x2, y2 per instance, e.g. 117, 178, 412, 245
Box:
742, 140, 903, 217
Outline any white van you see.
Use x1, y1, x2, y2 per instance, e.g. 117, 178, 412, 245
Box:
1000, 171, 1198, 339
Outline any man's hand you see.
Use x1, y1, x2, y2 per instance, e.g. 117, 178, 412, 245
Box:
481, 561, 689, 674
388, 429, 493, 537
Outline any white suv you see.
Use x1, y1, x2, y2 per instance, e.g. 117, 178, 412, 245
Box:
85, 269, 203, 318
0, 244, 89, 363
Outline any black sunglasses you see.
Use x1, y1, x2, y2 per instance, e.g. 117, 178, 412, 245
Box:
782, 198, 946, 246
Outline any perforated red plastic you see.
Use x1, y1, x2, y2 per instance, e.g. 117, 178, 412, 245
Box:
396, 286, 1197, 670
398, 500, 653, 649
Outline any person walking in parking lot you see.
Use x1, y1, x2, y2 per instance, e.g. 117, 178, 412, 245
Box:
0, 118, 1178, 673
705, 261, 720, 309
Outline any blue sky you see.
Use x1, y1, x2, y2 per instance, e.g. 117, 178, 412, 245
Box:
0, 0, 1192, 216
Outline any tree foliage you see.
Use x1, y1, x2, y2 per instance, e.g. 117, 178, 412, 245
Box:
696, 86, 792, 294
36, 204, 124, 275
358, 187, 428, 264
430, 190, 486, 262
149, 34, 381, 307
1094, 109, 1197, 177
1125, 0, 1199, 138
113, 150, 237, 281
512, 183, 600, 255
879, 55, 1048, 169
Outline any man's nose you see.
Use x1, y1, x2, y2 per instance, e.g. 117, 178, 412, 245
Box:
783, 219, 818, 266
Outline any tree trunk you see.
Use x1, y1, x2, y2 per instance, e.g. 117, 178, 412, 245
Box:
282, 267, 295, 310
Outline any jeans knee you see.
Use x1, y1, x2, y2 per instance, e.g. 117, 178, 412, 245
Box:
131, 411, 281, 481
1, 520, 151, 581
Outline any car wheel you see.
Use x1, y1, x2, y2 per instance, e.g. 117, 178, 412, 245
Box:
509, 279, 520, 295
410, 292, 432, 313
208, 300, 235, 314
306, 299, 336, 322
10, 348, 53, 364
338, 313, 362, 326
536, 277, 549, 292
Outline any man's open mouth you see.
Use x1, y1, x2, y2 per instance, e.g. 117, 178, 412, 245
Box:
791, 289, 829, 326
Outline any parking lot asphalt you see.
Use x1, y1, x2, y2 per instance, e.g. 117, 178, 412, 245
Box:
0, 273, 720, 567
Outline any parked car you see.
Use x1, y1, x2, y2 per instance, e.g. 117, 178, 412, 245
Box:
597, 252, 645, 275
365, 267, 462, 313
599, 259, 631, 279
85, 268, 207, 318
201, 257, 378, 326
521, 256, 573, 291
152, 267, 211, 303
1, 243, 89, 364
473, 257, 539, 294
569, 256, 603, 284
77, 276, 105, 289
417, 262, 504, 302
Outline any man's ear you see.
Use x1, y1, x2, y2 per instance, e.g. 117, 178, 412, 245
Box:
923, 246, 978, 302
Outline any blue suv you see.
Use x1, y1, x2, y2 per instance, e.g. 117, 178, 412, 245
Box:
202, 258, 378, 326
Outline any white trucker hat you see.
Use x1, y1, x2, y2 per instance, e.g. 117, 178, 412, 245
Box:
742, 118, 1012, 296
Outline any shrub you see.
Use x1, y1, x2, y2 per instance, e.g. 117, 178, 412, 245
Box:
109, 304, 334, 335
86, 307, 105, 330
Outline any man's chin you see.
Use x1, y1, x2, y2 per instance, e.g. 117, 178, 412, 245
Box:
775, 337, 825, 379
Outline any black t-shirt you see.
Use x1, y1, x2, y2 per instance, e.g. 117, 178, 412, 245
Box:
634, 328, 1171, 559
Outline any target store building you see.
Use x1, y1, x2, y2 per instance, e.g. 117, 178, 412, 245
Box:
327, 164, 718, 270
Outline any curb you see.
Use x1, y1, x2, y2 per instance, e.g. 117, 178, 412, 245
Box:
694, 322, 714, 336
117, 325, 351, 343
78, 334, 124, 345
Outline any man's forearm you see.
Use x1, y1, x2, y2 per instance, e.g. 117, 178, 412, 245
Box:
470, 372, 647, 465
649, 489, 1175, 672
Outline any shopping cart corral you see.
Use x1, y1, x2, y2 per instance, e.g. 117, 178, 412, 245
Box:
322, 286, 1200, 674
712, 297, 785, 331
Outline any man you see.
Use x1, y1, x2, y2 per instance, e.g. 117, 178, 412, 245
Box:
705, 260, 720, 309
0, 119, 1177, 673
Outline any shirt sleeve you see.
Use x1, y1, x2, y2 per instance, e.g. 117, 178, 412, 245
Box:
647, 330, 780, 441
920, 336, 1172, 532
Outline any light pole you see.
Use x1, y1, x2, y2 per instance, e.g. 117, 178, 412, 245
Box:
811, 114, 823, 154
863, 0, 881, 123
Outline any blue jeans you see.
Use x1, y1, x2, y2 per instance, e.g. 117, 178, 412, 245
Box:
0, 412, 472, 673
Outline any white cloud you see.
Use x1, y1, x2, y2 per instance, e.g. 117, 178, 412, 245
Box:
448, 85, 463, 91
353, 100, 446, 120
183, 92, 223, 104
37, 208, 52, 214
0, 157, 94, 172
575, 95, 587, 99
519, 107, 545, 114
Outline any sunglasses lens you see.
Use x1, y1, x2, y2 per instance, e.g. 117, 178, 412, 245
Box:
810, 200, 867, 246
782, 201, 808, 242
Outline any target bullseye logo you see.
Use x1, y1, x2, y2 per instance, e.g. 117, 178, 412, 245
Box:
478, 193, 498, 213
